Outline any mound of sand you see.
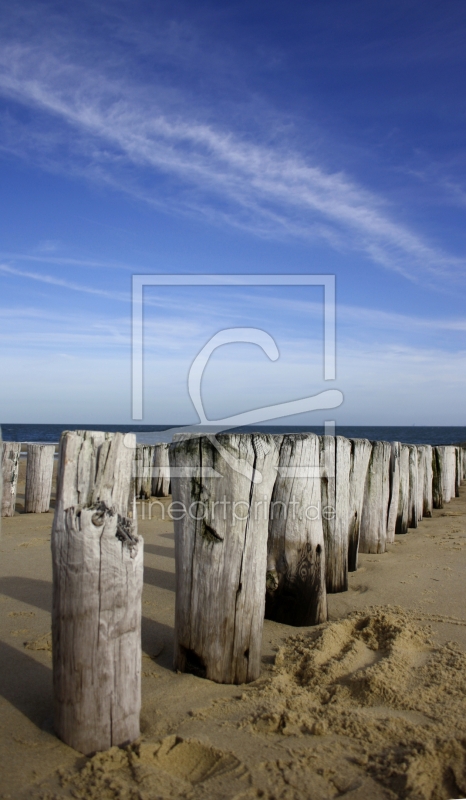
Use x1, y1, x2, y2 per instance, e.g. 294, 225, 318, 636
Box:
33, 607, 466, 800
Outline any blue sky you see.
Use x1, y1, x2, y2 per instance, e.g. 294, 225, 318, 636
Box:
0, 0, 465, 425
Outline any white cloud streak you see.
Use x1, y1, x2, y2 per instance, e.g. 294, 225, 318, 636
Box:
0, 41, 464, 284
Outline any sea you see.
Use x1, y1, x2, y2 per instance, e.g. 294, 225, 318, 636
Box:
2, 423, 466, 447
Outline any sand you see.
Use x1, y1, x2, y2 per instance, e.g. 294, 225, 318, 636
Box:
1, 456, 466, 799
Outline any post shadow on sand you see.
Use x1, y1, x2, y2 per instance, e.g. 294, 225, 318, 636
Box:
0, 576, 52, 613
144, 544, 175, 559
0, 576, 175, 670
143, 566, 176, 592
0, 639, 52, 729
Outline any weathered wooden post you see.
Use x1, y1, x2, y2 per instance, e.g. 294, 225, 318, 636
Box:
432, 446, 444, 509
396, 444, 410, 534
266, 433, 327, 626
386, 442, 401, 544
152, 443, 171, 497
25, 444, 55, 513
347, 438, 372, 571
421, 445, 433, 518
407, 445, 418, 528
1, 442, 21, 517
134, 444, 156, 500
416, 446, 425, 523
359, 441, 391, 554
318, 435, 349, 592
455, 447, 461, 497
170, 433, 279, 684
438, 446, 456, 504
52, 430, 142, 755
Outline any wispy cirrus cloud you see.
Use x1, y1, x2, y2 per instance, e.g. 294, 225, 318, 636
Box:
0, 37, 464, 285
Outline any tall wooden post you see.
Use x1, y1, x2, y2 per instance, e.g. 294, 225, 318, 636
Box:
359, 441, 391, 554
386, 442, 401, 544
134, 444, 156, 500
421, 445, 433, 517
170, 433, 279, 684
25, 444, 55, 513
407, 445, 418, 529
1, 442, 21, 517
455, 447, 461, 497
347, 438, 372, 571
52, 430, 142, 755
416, 446, 425, 523
152, 443, 171, 497
266, 433, 327, 626
432, 446, 444, 509
396, 444, 410, 534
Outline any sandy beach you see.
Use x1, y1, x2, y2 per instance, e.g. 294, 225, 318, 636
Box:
1, 455, 466, 800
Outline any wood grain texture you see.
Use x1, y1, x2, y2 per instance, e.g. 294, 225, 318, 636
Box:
1, 442, 21, 517
396, 445, 410, 534
152, 443, 171, 497
25, 444, 55, 513
347, 438, 372, 571
170, 433, 279, 684
265, 433, 327, 626
52, 430, 142, 755
386, 442, 401, 544
359, 441, 391, 554
318, 436, 337, 591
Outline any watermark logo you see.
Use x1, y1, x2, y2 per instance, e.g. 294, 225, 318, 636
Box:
130, 274, 343, 481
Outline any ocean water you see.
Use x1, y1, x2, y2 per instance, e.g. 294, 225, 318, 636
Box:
1, 423, 466, 447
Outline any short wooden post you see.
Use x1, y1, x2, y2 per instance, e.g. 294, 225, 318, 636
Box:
25, 444, 55, 513
152, 443, 171, 497
396, 444, 410, 534
347, 438, 372, 571
52, 430, 142, 755
1, 442, 21, 517
266, 433, 327, 626
386, 442, 401, 544
359, 441, 391, 554
407, 445, 418, 528
432, 446, 444, 509
170, 433, 279, 684
421, 445, 433, 517
318, 436, 338, 591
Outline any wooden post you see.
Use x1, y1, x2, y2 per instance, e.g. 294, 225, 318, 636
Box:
432, 446, 444, 509
407, 445, 418, 529
25, 444, 55, 513
437, 446, 456, 504
359, 441, 391, 554
421, 445, 433, 518
455, 447, 461, 497
134, 444, 156, 500
347, 438, 372, 571
265, 433, 327, 626
1, 442, 21, 517
416, 446, 425, 523
52, 430, 142, 755
170, 433, 279, 684
386, 442, 401, 544
318, 436, 338, 592
152, 443, 171, 497
396, 444, 410, 534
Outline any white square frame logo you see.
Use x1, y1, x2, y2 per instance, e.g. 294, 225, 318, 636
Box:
131, 273, 337, 422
